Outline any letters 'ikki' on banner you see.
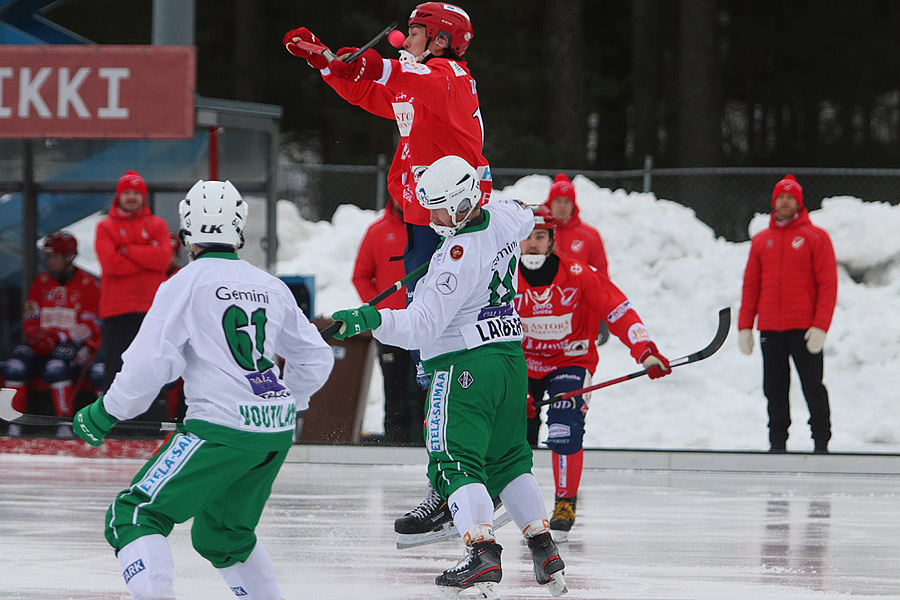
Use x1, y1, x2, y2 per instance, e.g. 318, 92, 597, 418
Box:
0, 45, 196, 139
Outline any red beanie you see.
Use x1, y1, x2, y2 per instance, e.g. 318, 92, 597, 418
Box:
116, 170, 148, 202
548, 173, 575, 203
772, 174, 802, 207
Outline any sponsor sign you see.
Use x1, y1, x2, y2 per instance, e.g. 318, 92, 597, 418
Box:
0, 45, 195, 139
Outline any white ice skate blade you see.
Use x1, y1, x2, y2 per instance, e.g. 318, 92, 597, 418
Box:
549, 529, 570, 543
545, 571, 568, 597
437, 581, 501, 599
396, 510, 513, 549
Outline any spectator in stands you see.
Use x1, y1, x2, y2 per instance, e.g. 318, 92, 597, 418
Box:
94, 170, 171, 398
4, 231, 102, 438
738, 174, 838, 454
352, 198, 426, 445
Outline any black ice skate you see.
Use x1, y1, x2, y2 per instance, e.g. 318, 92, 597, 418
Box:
435, 540, 502, 599
394, 485, 451, 534
549, 495, 577, 542
527, 531, 568, 596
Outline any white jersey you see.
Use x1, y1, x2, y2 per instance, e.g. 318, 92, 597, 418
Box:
375, 199, 534, 361
103, 252, 334, 449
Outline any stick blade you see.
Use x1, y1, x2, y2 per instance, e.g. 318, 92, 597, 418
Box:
0, 388, 23, 423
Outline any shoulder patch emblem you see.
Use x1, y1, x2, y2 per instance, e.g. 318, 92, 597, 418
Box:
792, 236, 805, 249
569, 263, 583, 275
450, 245, 464, 261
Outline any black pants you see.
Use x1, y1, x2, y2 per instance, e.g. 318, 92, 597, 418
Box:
379, 342, 426, 445
760, 330, 831, 448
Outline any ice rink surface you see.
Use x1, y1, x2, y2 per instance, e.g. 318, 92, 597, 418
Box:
3, 450, 900, 600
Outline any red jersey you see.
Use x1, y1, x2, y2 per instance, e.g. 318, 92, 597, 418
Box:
516, 254, 653, 379
739, 208, 837, 332
542, 197, 609, 277
324, 56, 491, 226
95, 198, 171, 319
22, 267, 101, 351
352, 202, 407, 309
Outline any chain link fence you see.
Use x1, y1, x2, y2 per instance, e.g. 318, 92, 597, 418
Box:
280, 160, 900, 243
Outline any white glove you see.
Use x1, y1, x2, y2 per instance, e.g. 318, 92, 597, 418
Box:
804, 327, 827, 354
738, 329, 753, 355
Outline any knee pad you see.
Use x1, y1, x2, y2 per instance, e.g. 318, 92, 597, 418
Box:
544, 403, 586, 455
90, 362, 106, 390
216, 541, 284, 600
5, 357, 28, 381
43, 358, 70, 384
117, 534, 176, 600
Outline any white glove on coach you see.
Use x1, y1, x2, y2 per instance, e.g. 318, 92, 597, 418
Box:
804, 327, 827, 354
738, 329, 753, 355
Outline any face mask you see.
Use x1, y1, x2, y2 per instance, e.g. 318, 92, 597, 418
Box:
521, 254, 547, 270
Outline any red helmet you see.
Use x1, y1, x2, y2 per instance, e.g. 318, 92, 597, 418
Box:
409, 2, 474, 56
43, 231, 77, 256
532, 205, 557, 233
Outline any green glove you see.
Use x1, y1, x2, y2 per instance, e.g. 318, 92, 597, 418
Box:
73, 397, 118, 447
331, 305, 382, 340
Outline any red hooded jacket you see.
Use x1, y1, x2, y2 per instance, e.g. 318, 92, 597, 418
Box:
95, 197, 171, 319
543, 174, 609, 277
739, 208, 837, 332
352, 201, 408, 309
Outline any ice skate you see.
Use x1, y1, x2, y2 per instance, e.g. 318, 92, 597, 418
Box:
527, 531, 567, 596
394, 485, 451, 534
435, 540, 502, 599
549, 496, 576, 542
397, 496, 511, 549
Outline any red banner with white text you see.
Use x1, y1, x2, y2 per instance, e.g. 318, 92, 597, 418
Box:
0, 45, 195, 139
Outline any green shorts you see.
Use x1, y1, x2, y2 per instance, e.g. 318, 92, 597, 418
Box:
422, 341, 532, 499
104, 431, 287, 568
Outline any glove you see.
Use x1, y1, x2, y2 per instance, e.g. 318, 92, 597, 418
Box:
73, 397, 118, 448
738, 328, 753, 355
329, 48, 384, 82
804, 327, 827, 354
27, 331, 58, 356
283, 27, 331, 70
526, 393, 537, 419
331, 305, 382, 340
639, 342, 671, 379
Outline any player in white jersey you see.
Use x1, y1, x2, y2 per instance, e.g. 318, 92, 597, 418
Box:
73, 180, 334, 600
332, 156, 567, 598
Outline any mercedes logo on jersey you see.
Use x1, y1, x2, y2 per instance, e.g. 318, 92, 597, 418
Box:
436, 272, 458, 295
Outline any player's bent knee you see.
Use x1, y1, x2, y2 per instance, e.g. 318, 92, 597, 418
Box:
216, 541, 284, 600
117, 534, 176, 600
544, 423, 583, 455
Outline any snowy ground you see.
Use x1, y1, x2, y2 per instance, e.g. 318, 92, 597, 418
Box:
5, 452, 900, 600
66, 175, 900, 454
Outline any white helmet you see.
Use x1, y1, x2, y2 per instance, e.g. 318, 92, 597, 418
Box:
416, 155, 480, 237
179, 180, 247, 249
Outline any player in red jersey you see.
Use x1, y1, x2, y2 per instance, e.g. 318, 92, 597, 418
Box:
517, 207, 671, 541
283, 3, 491, 302
4, 231, 102, 437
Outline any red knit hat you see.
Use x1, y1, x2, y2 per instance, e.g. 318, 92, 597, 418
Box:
116, 170, 148, 202
548, 173, 575, 203
772, 174, 802, 207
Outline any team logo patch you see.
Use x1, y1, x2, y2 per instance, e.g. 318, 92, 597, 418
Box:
231, 586, 249, 596
436, 272, 458, 295
450, 245, 464, 260
457, 370, 474, 389
571, 240, 585, 253
122, 559, 145, 583
569, 263, 583, 275
792, 236, 805, 249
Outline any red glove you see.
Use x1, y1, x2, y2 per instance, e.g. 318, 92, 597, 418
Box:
283, 27, 331, 70
526, 393, 537, 419
329, 48, 384, 82
639, 342, 671, 380
27, 331, 58, 356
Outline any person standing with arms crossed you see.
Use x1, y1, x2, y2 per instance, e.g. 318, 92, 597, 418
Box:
73, 180, 334, 599
738, 174, 838, 454
331, 156, 567, 598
